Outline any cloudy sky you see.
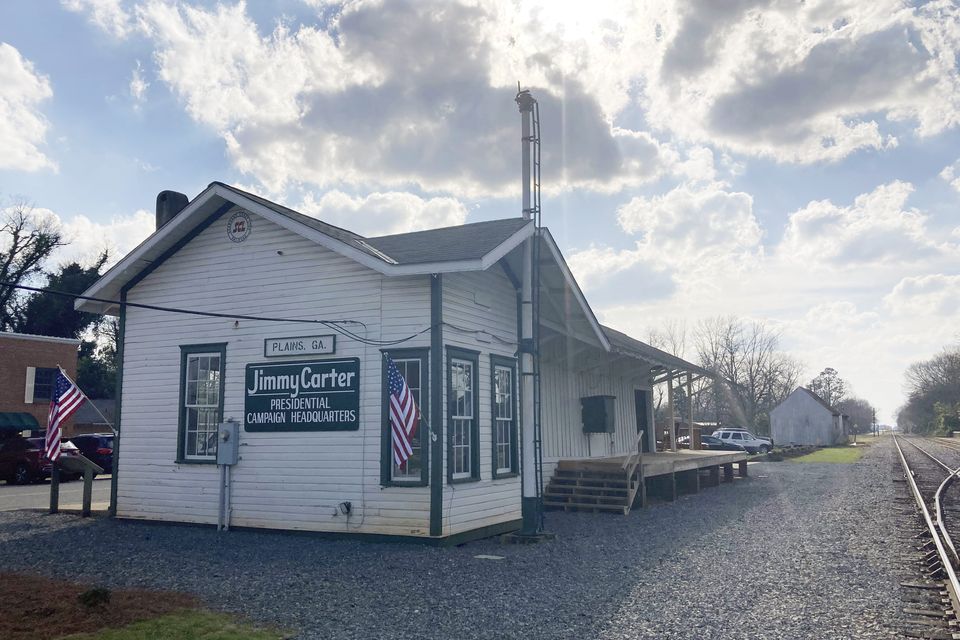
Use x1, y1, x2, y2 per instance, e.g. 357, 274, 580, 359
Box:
2, 0, 959, 422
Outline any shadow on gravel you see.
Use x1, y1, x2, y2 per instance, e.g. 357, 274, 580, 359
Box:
0, 454, 896, 640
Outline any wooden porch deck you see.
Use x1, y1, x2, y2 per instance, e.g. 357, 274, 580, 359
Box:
557, 449, 748, 478
544, 450, 749, 515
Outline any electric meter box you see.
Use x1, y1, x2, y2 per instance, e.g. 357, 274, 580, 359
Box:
581, 395, 616, 434
216, 421, 240, 465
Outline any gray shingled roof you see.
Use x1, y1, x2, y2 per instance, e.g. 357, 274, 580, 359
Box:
602, 325, 711, 376
799, 387, 841, 415
366, 219, 532, 265
73, 399, 116, 426
212, 182, 531, 266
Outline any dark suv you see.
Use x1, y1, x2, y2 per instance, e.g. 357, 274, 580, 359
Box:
68, 433, 114, 474
0, 436, 47, 484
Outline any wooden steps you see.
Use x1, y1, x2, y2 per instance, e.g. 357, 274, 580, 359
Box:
544, 467, 639, 515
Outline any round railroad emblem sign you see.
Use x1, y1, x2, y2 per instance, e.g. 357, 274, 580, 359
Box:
227, 210, 252, 243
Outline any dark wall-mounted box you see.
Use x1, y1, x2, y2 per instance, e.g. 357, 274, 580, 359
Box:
581, 395, 616, 434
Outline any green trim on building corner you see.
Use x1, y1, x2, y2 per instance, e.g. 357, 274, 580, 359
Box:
429, 274, 443, 537
175, 343, 227, 464
108, 290, 126, 518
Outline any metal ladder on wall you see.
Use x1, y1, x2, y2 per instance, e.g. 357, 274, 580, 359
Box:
529, 100, 545, 529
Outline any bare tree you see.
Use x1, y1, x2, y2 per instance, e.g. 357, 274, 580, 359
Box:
899, 345, 960, 434
693, 316, 803, 434
836, 396, 876, 435
0, 201, 65, 331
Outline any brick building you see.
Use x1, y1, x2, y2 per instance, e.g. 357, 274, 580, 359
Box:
0, 332, 80, 437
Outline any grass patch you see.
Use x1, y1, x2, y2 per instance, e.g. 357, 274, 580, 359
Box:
62, 610, 286, 640
0, 573, 196, 640
790, 447, 863, 464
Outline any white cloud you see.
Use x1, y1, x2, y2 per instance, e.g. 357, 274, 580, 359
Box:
575, 177, 959, 423
619, 0, 960, 163
296, 190, 468, 237
940, 160, 960, 192
129, 60, 149, 106
61, 0, 133, 39
58, 0, 960, 184
133, 0, 675, 198
567, 244, 649, 290
0, 43, 56, 172
884, 274, 960, 317
616, 181, 762, 270
55, 209, 154, 268
779, 181, 951, 266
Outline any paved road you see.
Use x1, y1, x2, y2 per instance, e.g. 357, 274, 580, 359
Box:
0, 476, 110, 511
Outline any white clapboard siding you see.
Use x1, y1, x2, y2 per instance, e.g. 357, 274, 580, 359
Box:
118, 208, 434, 537
539, 337, 652, 480
440, 269, 522, 536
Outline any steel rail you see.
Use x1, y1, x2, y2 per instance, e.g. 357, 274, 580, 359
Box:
892, 435, 960, 616
900, 437, 960, 567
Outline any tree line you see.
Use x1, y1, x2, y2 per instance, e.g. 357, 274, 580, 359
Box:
1, 202, 116, 398
897, 345, 960, 434
649, 318, 877, 436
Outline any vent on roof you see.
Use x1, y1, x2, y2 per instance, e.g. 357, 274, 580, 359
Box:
156, 191, 189, 230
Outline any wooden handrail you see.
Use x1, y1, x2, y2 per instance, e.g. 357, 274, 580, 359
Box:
622, 429, 645, 470
622, 430, 645, 512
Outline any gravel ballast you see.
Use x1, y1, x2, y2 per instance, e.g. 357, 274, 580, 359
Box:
0, 441, 905, 639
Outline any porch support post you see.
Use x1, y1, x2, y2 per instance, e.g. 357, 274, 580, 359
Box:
707, 466, 720, 487
687, 372, 696, 450
668, 371, 676, 452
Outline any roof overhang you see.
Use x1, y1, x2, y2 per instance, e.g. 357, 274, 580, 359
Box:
76, 184, 536, 315
538, 230, 611, 351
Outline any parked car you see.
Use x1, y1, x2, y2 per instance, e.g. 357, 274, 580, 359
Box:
712, 429, 773, 454
26, 438, 84, 481
0, 436, 46, 484
68, 433, 114, 474
700, 435, 747, 452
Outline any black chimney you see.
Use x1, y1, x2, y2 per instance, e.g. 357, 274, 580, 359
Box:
156, 190, 189, 229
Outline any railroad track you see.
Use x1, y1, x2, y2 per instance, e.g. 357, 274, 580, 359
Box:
894, 435, 960, 638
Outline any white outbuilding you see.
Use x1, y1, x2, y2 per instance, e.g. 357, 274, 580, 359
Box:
770, 387, 848, 447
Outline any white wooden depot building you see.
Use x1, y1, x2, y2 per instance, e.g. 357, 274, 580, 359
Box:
78, 182, 716, 542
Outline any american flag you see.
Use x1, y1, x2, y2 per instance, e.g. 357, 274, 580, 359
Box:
45, 369, 87, 462
387, 355, 420, 468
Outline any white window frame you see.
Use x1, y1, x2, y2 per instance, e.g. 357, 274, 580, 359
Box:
179, 346, 225, 463
447, 349, 479, 483
491, 358, 517, 478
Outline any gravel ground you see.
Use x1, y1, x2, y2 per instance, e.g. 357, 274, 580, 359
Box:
0, 441, 905, 639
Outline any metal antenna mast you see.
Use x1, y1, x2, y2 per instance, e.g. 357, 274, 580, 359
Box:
516, 88, 545, 534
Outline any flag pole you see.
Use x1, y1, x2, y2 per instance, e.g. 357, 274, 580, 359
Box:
57, 366, 116, 435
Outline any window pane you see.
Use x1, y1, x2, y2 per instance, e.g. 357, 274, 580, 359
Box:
183, 351, 221, 460
390, 357, 425, 481
33, 367, 57, 402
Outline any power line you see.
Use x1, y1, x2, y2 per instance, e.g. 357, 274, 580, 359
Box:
0, 281, 519, 349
